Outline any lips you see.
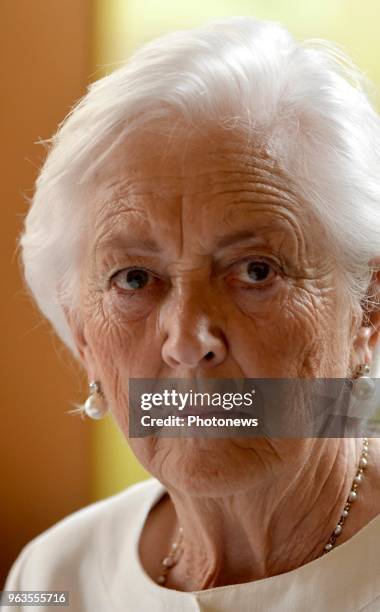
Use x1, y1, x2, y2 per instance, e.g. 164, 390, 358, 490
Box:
182, 408, 252, 418
182, 408, 220, 417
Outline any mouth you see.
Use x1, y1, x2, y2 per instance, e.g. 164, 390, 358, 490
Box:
182, 408, 254, 419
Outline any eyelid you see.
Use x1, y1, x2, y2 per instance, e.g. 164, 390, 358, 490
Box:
226, 256, 281, 289
110, 265, 167, 292
110, 266, 150, 289
226, 254, 282, 273
110, 265, 152, 280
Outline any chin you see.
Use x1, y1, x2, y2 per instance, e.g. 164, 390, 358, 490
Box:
132, 437, 270, 496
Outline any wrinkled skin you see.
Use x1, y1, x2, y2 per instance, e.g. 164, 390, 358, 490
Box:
66, 124, 380, 590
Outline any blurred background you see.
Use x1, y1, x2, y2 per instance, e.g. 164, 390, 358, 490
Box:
1, 0, 380, 587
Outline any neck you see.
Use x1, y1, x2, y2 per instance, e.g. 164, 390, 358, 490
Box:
161, 438, 376, 591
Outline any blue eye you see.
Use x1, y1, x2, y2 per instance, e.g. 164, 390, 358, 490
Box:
113, 268, 150, 290
228, 258, 278, 289
247, 261, 271, 282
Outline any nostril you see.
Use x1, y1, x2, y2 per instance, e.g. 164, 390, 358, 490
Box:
204, 351, 214, 361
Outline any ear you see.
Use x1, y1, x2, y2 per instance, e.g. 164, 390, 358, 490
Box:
350, 259, 380, 369
63, 305, 98, 381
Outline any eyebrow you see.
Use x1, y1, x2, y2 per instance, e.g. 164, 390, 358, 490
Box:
215, 229, 258, 250
94, 234, 161, 254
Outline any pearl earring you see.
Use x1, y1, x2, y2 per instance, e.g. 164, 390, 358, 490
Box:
351, 364, 375, 401
84, 381, 109, 420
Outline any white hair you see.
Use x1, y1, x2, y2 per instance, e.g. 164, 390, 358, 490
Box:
19, 16, 380, 360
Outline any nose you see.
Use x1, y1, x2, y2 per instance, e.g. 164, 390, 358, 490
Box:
160, 288, 228, 370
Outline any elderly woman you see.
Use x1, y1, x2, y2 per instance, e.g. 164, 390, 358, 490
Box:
4, 14, 380, 612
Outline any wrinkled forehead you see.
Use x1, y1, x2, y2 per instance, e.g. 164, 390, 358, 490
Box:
85, 123, 300, 222
79, 123, 335, 275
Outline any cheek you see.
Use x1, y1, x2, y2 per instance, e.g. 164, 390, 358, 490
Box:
281, 284, 349, 375
84, 288, 160, 373
82, 295, 165, 433
103, 280, 164, 320
229, 283, 341, 376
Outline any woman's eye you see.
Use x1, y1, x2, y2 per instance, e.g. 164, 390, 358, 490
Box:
247, 261, 271, 282
112, 268, 151, 290
231, 259, 277, 287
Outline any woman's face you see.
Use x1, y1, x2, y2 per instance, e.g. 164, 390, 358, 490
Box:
69, 124, 364, 494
